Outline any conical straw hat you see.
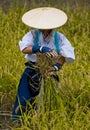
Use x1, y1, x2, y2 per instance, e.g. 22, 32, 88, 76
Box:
22, 7, 67, 29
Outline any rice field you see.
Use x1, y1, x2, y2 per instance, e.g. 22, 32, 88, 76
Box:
0, 1, 90, 130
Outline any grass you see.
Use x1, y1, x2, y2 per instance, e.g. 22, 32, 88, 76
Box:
0, 2, 90, 130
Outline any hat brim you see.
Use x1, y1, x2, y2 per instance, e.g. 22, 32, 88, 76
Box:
22, 7, 67, 29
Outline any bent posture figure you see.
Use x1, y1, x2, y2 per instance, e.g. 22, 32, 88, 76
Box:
12, 7, 75, 122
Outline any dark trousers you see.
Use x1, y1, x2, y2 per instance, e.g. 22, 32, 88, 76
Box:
12, 63, 41, 121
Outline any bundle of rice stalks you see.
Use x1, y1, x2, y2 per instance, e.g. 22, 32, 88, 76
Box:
36, 53, 61, 79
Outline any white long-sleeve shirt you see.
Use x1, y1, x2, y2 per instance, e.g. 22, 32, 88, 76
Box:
19, 30, 75, 63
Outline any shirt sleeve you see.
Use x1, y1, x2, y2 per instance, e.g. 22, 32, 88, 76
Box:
59, 33, 75, 63
19, 31, 34, 51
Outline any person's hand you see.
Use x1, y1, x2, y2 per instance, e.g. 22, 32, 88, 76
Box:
46, 49, 58, 58
47, 67, 60, 82
48, 62, 62, 72
53, 63, 62, 71
32, 45, 58, 58
47, 62, 62, 80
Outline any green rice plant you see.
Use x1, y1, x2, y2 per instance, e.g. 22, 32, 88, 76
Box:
0, 2, 90, 130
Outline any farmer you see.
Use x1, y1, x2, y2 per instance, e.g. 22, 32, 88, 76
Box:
12, 7, 75, 121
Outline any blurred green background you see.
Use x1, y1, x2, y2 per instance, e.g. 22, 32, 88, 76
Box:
0, 0, 90, 129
